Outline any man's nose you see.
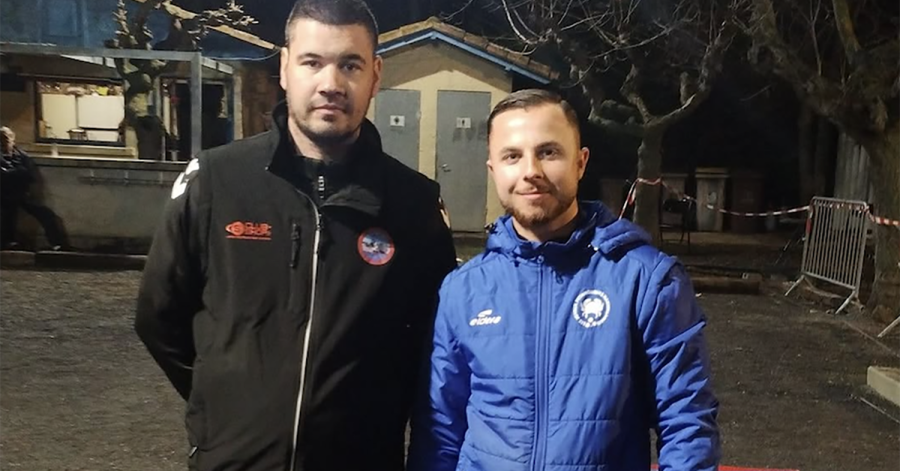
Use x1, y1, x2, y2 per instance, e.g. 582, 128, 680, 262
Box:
522, 153, 545, 179
318, 65, 345, 96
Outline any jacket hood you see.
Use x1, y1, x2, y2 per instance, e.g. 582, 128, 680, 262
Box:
485, 201, 651, 260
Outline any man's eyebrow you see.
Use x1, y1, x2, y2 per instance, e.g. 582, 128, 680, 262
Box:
294, 52, 368, 64
339, 53, 367, 64
498, 146, 521, 154
535, 141, 563, 150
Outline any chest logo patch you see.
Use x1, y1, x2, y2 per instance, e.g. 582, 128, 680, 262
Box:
358, 228, 395, 266
225, 221, 272, 240
573, 290, 611, 328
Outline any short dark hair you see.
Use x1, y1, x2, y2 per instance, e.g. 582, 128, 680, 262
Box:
284, 0, 379, 51
487, 89, 580, 142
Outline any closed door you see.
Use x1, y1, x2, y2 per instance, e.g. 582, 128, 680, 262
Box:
436, 90, 490, 233
374, 89, 421, 171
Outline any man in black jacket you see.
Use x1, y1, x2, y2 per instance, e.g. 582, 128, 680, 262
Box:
134, 1, 458, 470
0, 126, 67, 250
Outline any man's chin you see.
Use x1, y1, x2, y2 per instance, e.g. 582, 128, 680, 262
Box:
509, 206, 555, 227
300, 123, 358, 146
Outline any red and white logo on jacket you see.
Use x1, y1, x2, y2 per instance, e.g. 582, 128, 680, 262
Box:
357, 228, 394, 266
225, 221, 272, 240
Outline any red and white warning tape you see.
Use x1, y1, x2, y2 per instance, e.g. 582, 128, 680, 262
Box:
703, 203, 810, 218
618, 177, 900, 229
869, 213, 900, 228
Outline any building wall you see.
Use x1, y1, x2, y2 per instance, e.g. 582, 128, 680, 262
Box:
20, 156, 183, 251
374, 42, 513, 227
0, 82, 36, 144
834, 133, 872, 203
240, 63, 280, 138
2, 55, 124, 146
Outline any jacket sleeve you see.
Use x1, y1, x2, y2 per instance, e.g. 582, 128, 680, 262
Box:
407, 282, 471, 471
135, 158, 206, 400
638, 260, 720, 471
17, 148, 37, 181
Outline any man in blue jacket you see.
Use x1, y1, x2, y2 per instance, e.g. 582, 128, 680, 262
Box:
408, 89, 720, 471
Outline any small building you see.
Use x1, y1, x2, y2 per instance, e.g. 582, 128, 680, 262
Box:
371, 18, 557, 233
0, 0, 277, 251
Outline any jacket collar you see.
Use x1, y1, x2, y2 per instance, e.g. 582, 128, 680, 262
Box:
265, 101, 385, 216
485, 201, 651, 261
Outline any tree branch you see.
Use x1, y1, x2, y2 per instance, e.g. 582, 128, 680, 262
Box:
748, 0, 848, 122
620, 64, 653, 122
552, 31, 644, 138
588, 115, 644, 137
830, 0, 863, 68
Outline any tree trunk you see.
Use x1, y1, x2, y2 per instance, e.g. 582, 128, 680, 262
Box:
124, 69, 164, 160
632, 128, 665, 245
860, 126, 900, 323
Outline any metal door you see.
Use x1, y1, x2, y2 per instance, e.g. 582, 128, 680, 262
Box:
374, 89, 420, 171
435, 90, 490, 233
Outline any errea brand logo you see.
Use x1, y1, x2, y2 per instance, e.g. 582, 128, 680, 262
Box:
470, 309, 502, 327
226, 221, 272, 240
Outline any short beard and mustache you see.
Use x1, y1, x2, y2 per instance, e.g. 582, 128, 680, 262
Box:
289, 100, 360, 148
502, 186, 577, 228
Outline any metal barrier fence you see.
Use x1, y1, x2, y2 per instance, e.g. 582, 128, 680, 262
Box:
786, 197, 870, 314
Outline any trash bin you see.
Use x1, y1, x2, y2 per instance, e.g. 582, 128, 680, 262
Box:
695, 168, 728, 231
730, 170, 764, 233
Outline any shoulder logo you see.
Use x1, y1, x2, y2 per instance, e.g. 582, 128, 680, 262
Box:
358, 228, 395, 266
170, 158, 199, 199
225, 221, 272, 240
573, 290, 611, 328
469, 309, 501, 327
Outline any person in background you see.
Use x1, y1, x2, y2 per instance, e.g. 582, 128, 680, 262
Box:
1, 126, 68, 251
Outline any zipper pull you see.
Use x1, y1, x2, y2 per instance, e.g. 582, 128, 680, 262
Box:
290, 223, 301, 268
317, 175, 326, 203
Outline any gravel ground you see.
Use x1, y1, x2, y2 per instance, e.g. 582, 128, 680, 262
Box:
1, 268, 897, 471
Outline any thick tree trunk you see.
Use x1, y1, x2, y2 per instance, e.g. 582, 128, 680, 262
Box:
124, 70, 164, 160
632, 128, 665, 245
860, 126, 900, 322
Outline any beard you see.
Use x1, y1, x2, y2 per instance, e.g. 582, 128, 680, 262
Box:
502, 188, 577, 228
288, 98, 361, 148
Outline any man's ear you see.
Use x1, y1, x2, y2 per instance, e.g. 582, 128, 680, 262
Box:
577, 147, 590, 180
279, 47, 289, 92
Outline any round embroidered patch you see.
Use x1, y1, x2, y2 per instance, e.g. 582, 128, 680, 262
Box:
357, 228, 395, 266
572, 290, 611, 328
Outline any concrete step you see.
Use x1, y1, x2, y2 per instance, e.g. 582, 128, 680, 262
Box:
0, 250, 36, 269
867, 366, 900, 407
1, 250, 146, 270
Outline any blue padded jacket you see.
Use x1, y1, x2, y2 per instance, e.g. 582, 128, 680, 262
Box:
408, 201, 719, 471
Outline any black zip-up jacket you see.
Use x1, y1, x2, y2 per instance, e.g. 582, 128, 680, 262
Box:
135, 103, 457, 471
1, 147, 37, 202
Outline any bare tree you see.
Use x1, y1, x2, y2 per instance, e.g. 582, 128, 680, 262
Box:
742, 0, 899, 318
494, 0, 738, 242
106, 0, 255, 160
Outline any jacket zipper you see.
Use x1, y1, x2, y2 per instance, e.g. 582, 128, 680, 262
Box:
531, 256, 549, 471
289, 194, 322, 471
